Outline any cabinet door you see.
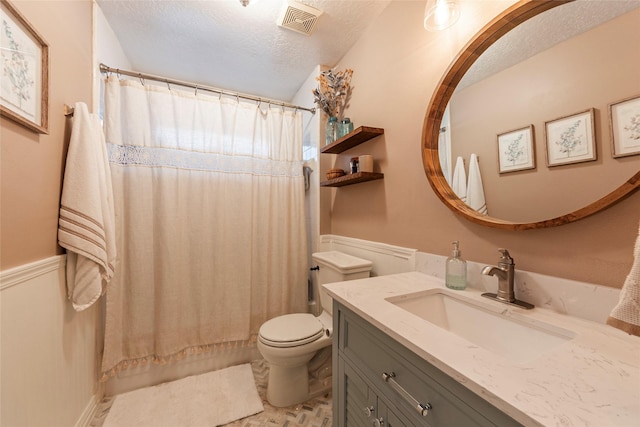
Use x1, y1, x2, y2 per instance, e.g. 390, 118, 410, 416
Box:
338, 358, 373, 427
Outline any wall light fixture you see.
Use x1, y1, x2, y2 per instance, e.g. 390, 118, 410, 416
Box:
424, 0, 460, 31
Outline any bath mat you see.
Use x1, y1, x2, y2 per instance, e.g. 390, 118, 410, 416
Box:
103, 363, 264, 427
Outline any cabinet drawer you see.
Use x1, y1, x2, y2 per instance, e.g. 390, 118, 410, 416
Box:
337, 305, 521, 427
339, 357, 416, 427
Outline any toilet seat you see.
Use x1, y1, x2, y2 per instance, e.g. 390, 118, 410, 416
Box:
259, 313, 324, 348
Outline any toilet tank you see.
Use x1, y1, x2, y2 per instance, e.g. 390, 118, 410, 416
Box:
312, 251, 373, 315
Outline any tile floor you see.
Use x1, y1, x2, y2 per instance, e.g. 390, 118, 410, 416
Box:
89, 359, 333, 427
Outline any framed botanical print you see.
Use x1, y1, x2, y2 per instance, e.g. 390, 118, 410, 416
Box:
0, 0, 49, 134
544, 109, 596, 167
497, 125, 536, 174
609, 95, 640, 158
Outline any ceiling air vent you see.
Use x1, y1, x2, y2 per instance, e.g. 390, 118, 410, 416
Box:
277, 1, 323, 36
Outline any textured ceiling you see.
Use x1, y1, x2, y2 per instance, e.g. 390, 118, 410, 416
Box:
97, 0, 391, 103
97, 0, 640, 104
460, 0, 640, 89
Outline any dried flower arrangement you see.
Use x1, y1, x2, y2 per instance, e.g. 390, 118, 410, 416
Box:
312, 68, 353, 119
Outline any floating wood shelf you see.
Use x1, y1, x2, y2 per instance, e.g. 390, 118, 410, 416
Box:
320, 172, 384, 187
320, 126, 384, 154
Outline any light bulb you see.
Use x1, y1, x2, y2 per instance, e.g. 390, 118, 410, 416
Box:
424, 0, 460, 31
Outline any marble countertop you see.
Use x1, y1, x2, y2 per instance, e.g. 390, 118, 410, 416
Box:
324, 272, 640, 427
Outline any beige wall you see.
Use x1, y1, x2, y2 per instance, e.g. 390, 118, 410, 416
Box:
1, 0, 93, 270
450, 9, 640, 222
322, 0, 640, 288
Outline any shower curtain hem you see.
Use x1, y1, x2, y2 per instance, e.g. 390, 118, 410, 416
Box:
99, 336, 257, 382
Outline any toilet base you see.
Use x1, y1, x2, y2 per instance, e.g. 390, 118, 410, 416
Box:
266, 363, 309, 407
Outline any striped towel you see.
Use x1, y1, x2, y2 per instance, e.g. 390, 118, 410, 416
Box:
58, 102, 116, 311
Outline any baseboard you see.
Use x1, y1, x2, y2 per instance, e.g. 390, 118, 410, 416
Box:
75, 394, 100, 427
0, 255, 66, 291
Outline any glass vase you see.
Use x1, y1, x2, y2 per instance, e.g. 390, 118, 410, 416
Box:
325, 116, 338, 145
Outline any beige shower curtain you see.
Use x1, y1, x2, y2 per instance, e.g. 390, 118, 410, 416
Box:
100, 76, 308, 379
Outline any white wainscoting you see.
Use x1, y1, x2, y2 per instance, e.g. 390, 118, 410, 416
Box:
317, 234, 417, 276
0, 255, 101, 427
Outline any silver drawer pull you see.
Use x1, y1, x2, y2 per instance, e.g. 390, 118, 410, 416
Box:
382, 372, 432, 417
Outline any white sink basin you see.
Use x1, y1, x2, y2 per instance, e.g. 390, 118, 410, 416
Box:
387, 289, 575, 363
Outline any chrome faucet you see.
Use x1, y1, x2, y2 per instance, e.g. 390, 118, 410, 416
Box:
481, 249, 534, 309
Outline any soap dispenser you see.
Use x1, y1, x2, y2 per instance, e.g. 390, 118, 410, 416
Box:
446, 241, 467, 290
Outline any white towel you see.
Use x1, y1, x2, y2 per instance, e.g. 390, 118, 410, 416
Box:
451, 156, 467, 203
58, 102, 116, 311
607, 220, 640, 337
466, 153, 488, 215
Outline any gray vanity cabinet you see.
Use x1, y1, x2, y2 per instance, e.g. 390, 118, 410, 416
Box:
333, 302, 522, 427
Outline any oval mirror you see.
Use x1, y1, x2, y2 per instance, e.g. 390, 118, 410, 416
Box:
422, 0, 640, 230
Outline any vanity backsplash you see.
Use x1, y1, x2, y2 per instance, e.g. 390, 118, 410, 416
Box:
319, 235, 620, 325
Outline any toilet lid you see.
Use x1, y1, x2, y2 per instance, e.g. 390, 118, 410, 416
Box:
259, 313, 324, 348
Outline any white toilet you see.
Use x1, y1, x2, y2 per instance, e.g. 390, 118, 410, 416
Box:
257, 251, 373, 407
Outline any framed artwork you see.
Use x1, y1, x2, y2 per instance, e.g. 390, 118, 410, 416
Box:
0, 0, 49, 134
497, 125, 535, 174
544, 108, 596, 167
608, 94, 640, 158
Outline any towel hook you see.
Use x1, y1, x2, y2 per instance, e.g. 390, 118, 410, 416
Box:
64, 104, 75, 117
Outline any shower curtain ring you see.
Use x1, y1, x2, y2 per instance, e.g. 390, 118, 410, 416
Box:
116, 69, 122, 79
139, 73, 145, 86
194, 85, 198, 96
165, 79, 171, 91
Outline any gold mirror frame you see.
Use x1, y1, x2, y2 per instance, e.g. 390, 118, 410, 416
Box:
422, 0, 640, 230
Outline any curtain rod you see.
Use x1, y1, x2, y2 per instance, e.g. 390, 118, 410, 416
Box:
99, 63, 316, 114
